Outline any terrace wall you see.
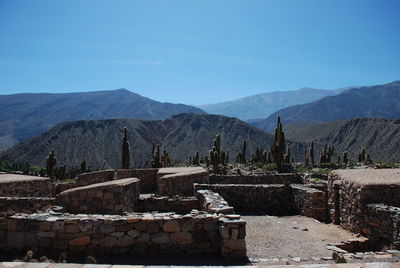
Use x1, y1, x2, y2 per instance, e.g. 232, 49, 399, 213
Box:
0, 175, 53, 197
56, 178, 140, 214
0, 211, 246, 259
116, 169, 158, 193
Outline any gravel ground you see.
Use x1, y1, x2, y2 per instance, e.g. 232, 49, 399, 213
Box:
332, 168, 400, 185
244, 215, 360, 262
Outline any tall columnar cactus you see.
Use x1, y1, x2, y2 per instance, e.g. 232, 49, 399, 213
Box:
151, 143, 162, 168
284, 144, 291, 163
209, 134, 227, 173
309, 142, 315, 166
304, 146, 309, 166
46, 150, 57, 179
343, 151, 348, 165
241, 140, 247, 164
121, 127, 130, 169
271, 116, 285, 172
161, 149, 170, 167
320, 144, 334, 164
358, 147, 370, 163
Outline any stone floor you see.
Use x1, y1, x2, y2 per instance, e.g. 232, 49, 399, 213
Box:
332, 168, 400, 185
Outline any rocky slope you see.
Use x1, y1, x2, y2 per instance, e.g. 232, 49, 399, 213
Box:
0, 89, 205, 150
286, 118, 400, 163
0, 114, 303, 169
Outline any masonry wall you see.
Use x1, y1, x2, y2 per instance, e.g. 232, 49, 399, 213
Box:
0, 176, 53, 197
209, 173, 302, 185
328, 174, 400, 234
0, 197, 55, 215
77, 170, 114, 187
194, 184, 293, 215
56, 178, 140, 214
291, 185, 327, 222
0, 211, 246, 259
135, 196, 199, 215
116, 169, 158, 193
158, 170, 209, 196
363, 203, 400, 249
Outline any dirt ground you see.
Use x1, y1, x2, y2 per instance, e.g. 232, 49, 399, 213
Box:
244, 215, 361, 263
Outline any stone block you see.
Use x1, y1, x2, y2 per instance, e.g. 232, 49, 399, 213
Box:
170, 232, 193, 245
151, 233, 170, 244
163, 220, 181, 232
7, 231, 24, 248
69, 236, 91, 246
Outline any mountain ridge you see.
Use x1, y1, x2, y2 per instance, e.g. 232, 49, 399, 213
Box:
0, 89, 205, 150
252, 80, 400, 130
1, 113, 305, 169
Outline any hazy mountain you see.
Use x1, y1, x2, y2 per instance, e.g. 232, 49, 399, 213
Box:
252, 81, 400, 131
0, 89, 204, 150
285, 118, 400, 163
198, 87, 345, 120
0, 113, 304, 169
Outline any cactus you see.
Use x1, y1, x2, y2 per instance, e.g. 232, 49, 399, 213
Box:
240, 140, 247, 163
46, 150, 57, 179
151, 143, 162, 168
304, 146, 309, 166
161, 149, 170, 167
343, 151, 348, 164
320, 144, 334, 164
358, 147, 370, 163
309, 142, 315, 165
271, 116, 285, 172
80, 160, 86, 173
121, 127, 130, 169
284, 144, 291, 163
209, 134, 227, 173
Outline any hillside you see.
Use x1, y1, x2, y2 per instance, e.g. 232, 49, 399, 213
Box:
0, 89, 204, 150
286, 118, 400, 163
252, 81, 400, 130
0, 114, 304, 169
199, 87, 344, 121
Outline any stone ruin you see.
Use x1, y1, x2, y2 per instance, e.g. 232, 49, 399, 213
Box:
1, 167, 400, 262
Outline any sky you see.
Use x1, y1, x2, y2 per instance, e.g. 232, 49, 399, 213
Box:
0, 0, 399, 105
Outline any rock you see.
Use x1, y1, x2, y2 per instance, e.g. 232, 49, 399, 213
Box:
170, 232, 193, 244
101, 235, 117, 247
78, 221, 92, 232
127, 230, 140, 239
137, 233, 150, 243
69, 236, 90, 246
151, 233, 170, 244
163, 220, 181, 232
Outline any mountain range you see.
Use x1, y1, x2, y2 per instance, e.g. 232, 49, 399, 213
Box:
0, 89, 204, 151
198, 87, 345, 120
252, 80, 400, 130
286, 118, 400, 163
0, 113, 304, 169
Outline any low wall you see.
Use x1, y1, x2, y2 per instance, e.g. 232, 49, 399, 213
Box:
0, 211, 246, 259
363, 203, 400, 249
77, 170, 114, 187
157, 167, 209, 196
135, 196, 199, 214
194, 184, 293, 215
292, 185, 327, 222
116, 169, 158, 193
209, 173, 302, 185
0, 174, 53, 197
196, 190, 234, 214
0, 197, 55, 215
56, 178, 140, 214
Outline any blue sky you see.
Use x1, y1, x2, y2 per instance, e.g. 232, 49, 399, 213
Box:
0, 0, 399, 105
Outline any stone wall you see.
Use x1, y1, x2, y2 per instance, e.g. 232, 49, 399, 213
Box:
116, 169, 158, 193
196, 190, 234, 214
291, 185, 327, 222
157, 167, 209, 196
0, 197, 55, 215
56, 178, 140, 214
209, 173, 302, 185
77, 170, 115, 187
194, 184, 293, 215
0, 211, 246, 259
363, 203, 400, 249
328, 172, 400, 234
0, 174, 53, 197
135, 196, 199, 215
